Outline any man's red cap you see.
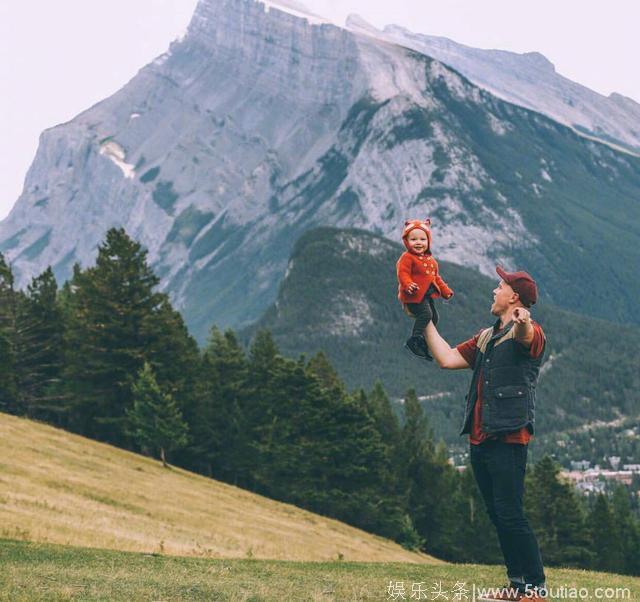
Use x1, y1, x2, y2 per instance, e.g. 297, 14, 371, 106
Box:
496, 265, 538, 307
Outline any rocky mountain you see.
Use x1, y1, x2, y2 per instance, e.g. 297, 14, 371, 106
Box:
346, 15, 640, 153
1, 0, 640, 343
250, 227, 640, 461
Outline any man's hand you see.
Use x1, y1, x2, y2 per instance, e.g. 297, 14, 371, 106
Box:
513, 307, 534, 347
406, 282, 419, 295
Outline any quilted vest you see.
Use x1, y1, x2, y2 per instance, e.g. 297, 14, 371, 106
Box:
460, 320, 545, 437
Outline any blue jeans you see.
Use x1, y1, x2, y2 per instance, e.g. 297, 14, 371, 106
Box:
470, 439, 546, 588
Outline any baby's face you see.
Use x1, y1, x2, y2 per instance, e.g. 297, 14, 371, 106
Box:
407, 229, 429, 253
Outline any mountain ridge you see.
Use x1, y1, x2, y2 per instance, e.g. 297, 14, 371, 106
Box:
345, 15, 640, 154
1, 0, 639, 343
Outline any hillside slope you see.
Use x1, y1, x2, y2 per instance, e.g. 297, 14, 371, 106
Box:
251, 227, 640, 460
0, 412, 438, 564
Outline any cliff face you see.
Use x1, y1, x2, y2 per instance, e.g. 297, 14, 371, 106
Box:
2, 0, 640, 342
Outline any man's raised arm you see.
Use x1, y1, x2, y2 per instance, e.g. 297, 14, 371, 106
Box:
424, 322, 470, 370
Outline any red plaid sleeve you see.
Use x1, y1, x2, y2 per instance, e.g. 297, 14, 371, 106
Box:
456, 330, 483, 367
527, 322, 546, 358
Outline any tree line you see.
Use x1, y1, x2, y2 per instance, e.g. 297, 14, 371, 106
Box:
0, 227, 638, 575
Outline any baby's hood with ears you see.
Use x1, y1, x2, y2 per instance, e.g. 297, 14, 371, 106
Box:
402, 218, 432, 253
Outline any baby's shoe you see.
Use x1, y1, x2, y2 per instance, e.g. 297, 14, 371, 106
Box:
404, 335, 433, 361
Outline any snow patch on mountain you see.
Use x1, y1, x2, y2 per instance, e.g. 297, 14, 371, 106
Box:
99, 140, 136, 179
260, 0, 333, 26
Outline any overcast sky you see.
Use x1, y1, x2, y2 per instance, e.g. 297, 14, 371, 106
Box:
1, 0, 638, 219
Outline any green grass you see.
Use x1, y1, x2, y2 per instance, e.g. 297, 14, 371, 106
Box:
1, 539, 638, 601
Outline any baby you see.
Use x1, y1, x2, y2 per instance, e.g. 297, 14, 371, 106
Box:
396, 219, 453, 360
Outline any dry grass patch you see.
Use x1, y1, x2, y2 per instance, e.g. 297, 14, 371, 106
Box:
0, 412, 438, 563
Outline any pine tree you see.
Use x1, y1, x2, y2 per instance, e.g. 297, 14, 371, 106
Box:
366, 380, 420, 542
251, 354, 313, 501
63, 228, 165, 445
397, 389, 455, 557
428, 439, 463, 557
610, 484, 640, 575
368, 381, 401, 444
588, 493, 624, 572
249, 329, 280, 372
525, 455, 593, 568
301, 380, 407, 540
368, 381, 403, 479
337, 388, 410, 542
249, 349, 408, 542
126, 362, 188, 467
185, 327, 249, 484
243, 330, 284, 491
14, 267, 65, 421
141, 296, 200, 403
307, 351, 344, 393
246, 329, 281, 429
449, 463, 503, 563
0, 253, 19, 413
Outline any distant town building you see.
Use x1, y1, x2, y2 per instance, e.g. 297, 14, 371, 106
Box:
561, 468, 634, 489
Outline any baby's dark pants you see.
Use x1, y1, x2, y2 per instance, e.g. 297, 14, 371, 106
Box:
405, 294, 439, 337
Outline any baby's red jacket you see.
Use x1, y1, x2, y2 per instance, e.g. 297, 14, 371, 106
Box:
396, 251, 454, 303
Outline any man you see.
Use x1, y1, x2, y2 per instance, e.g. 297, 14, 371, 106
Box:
425, 266, 547, 601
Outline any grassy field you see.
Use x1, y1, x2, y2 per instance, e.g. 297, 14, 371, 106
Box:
0, 412, 436, 563
1, 539, 639, 601
2, 412, 639, 600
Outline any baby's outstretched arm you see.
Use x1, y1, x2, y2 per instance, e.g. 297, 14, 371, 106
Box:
434, 272, 453, 299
